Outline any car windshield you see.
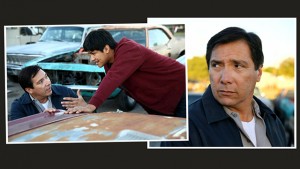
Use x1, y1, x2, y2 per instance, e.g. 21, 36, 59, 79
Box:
107, 29, 146, 46
39, 26, 84, 42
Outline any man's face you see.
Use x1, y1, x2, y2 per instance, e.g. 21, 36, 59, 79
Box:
209, 40, 262, 110
26, 69, 52, 101
89, 46, 113, 67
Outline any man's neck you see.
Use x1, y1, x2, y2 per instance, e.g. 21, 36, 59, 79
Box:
30, 94, 48, 103
225, 104, 253, 122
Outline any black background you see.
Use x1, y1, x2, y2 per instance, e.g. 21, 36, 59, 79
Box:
1, 0, 299, 168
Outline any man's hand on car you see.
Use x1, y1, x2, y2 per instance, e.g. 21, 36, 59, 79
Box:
64, 104, 96, 114
43, 108, 64, 116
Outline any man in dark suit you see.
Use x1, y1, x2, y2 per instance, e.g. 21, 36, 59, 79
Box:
10, 65, 85, 120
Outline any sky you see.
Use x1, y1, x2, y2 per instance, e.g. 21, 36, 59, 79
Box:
148, 18, 296, 68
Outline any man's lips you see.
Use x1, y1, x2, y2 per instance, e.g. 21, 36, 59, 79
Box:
218, 90, 235, 96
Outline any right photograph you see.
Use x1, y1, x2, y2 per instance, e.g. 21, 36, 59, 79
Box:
148, 18, 296, 148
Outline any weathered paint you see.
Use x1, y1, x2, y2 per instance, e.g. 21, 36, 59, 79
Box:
8, 112, 87, 137
8, 112, 187, 143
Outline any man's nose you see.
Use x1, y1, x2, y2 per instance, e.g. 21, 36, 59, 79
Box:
220, 67, 233, 84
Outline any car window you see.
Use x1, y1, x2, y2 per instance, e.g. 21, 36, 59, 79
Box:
148, 28, 170, 48
108, 29, 146, 46
40, 27, 84, 42
20, 27, 33, 35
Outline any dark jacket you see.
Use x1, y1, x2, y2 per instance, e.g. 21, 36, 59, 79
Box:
162, 85, 287, 147
10, 85, 77, 121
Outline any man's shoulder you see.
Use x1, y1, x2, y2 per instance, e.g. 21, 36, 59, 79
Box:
189, 97, 203, 110
117, 37, 140, 49
52, 84, 71, 90
12, 92, 30, 105
52, 84, 63, 87
188, 97, 204, 119
119, 37, 133, 43
51, 84, 74, 95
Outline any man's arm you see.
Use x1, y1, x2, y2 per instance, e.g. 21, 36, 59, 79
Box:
10, 100, 26, 121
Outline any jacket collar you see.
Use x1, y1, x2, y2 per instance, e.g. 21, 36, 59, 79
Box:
202, 85, 229, 124
20, 85, 62, 105
201, 85, 277, 124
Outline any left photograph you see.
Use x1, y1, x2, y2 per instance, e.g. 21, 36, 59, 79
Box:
5, 24, 187, 143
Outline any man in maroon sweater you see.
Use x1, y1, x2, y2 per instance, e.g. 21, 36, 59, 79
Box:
64, 29, 186, 117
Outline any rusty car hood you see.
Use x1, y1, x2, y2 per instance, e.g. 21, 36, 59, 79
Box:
7, 112, 187, 143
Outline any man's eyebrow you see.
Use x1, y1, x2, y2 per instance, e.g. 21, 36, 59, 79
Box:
231, 59, 248, 65
35, 78, 43, 84
35, 72, 47, 83
210, 59, 222, 63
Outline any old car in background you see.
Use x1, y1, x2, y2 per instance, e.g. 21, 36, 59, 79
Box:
6, 24, 185, 111
6, 26, 46, 47
273, 88, 295, 146
6, 25, 96, 82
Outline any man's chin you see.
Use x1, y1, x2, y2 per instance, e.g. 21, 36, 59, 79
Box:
97, 64, 104, 68
216, 97, 236, 107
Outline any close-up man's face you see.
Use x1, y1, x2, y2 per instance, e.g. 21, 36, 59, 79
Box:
26, 69, 52, 100
209, 39, 262, 110
89, 46, 113, 68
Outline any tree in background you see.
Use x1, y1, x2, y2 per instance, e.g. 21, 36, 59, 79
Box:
278, 57, 294, 77
187, 56, 208, 82
264, 57, 294, 78
187, 56, 210, 92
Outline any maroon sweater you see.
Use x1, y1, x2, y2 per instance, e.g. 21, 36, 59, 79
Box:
89, 38, 185, 115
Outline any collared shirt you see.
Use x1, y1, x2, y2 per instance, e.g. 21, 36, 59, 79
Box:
224, 99, 272, 147
29, 95, 55, 112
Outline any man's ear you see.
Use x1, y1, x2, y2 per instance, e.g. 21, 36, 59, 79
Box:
256, 66, 263, 82
103, 45, 110, 54
25, 87, 33, 94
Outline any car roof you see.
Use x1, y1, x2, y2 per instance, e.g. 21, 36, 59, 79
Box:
90, 24, 173, 36
44, 25, 98, 29
99, 23, 167, 29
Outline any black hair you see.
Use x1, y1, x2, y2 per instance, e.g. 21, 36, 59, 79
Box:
18, 65, 41, 91
206, 27, 264, 70
83, 29, 117, 52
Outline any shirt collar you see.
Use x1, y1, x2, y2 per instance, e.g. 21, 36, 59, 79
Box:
202, 85, 263, 124
29, 94, 51, 104
223, 99, 262, 119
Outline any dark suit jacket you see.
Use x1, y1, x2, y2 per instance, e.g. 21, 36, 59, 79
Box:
10, 85, 77, 120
